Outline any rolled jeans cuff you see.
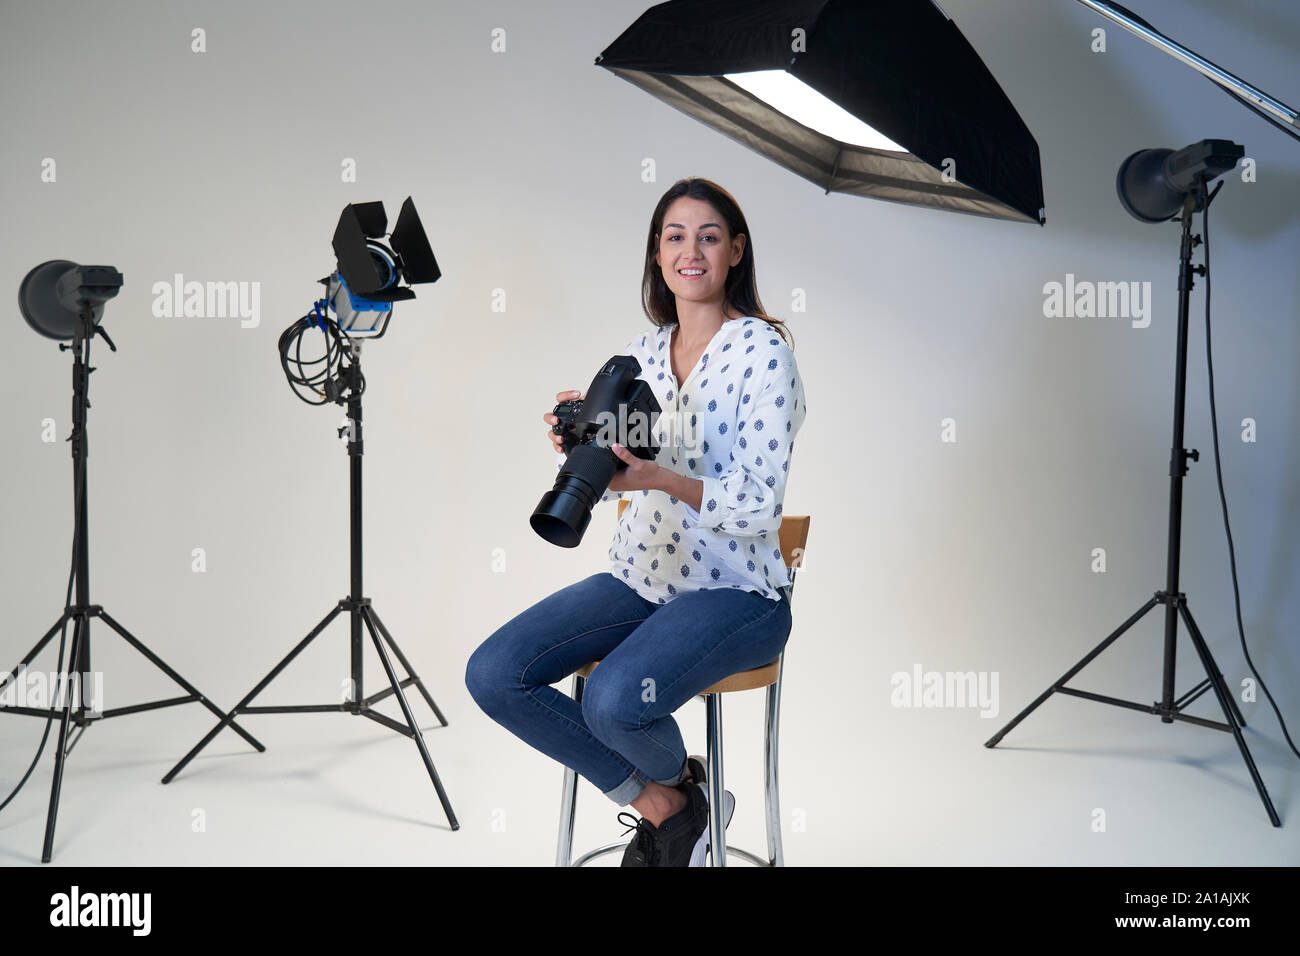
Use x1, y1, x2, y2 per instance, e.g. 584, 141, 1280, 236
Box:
654, 759, 689, 788
603, 770, 651, 806
602, 753, 688, 805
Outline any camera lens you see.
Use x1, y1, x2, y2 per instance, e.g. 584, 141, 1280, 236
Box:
530, 445, 618, 547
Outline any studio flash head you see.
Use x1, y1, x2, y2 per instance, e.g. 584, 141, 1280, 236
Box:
1116, 138, 1245, 223
20, 260, 124, 340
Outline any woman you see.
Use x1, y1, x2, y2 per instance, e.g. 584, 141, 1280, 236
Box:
465, 177, 807, 867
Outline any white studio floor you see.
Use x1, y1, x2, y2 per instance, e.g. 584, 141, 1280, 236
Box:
0, 680, 1295, 867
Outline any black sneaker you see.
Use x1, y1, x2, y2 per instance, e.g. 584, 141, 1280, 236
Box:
618, 811, 658, 867
616, 756, 708, 867
617, 783, 709, 867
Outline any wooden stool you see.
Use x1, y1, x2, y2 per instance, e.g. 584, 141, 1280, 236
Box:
555, 501, 810, 867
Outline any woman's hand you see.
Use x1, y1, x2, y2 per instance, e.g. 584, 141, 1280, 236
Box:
544, 389, 582, 455
606, 443, 663, 493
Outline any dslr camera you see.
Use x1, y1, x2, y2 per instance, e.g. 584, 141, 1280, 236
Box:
530, 355, 661, 547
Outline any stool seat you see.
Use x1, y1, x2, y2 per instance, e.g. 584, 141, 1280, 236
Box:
574, 658, 780, 695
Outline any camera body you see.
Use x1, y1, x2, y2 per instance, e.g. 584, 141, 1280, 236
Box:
549, 354, 661, 463
550, 399, 659, 464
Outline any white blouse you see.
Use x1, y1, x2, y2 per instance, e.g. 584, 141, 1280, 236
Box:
558, 316, 807, 604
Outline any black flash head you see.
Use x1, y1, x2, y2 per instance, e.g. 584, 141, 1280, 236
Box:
1116, 139, 1245, 222
20, 260, 124, 340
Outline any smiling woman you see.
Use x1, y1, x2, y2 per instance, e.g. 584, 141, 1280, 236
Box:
466, 177, 806, 868
642, 178, 793, 351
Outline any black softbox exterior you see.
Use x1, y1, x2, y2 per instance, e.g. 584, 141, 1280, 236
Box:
596, 0, 1046, 224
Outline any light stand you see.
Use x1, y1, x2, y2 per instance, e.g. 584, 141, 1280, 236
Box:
1, 303, 266, 862
163, 340, 459, 832
985, 180, 1280, 827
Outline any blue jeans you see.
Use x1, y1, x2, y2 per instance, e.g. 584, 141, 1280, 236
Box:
465, 572, 792, 806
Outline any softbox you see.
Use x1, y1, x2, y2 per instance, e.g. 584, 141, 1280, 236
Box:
596, 0, 1046, 224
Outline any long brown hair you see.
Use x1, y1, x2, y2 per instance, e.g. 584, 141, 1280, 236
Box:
641, 177, 793, 348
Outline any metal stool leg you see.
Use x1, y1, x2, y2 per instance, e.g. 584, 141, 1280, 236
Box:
705, 692, 726, 867
555, 673, 584, 867
764, 653, 785, 867
557, 667, 786, 867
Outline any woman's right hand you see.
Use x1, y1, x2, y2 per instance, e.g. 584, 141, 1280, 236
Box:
545, 389, 583, 454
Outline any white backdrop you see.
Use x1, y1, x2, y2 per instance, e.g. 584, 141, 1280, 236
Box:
0, 0, 1296, 865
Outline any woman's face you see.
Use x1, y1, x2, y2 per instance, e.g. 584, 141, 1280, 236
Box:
654, 197, 745, 310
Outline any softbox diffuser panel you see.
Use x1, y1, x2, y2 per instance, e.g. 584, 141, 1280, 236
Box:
605, 70, 1032, 222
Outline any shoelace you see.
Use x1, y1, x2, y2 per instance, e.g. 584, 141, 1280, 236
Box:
617, 811, 661, 865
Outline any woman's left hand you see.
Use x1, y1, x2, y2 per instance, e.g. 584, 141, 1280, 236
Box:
606, 443, 662, 493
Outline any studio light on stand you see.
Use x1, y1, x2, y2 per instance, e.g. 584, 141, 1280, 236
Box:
986, 2, 1299, 826
163, 198, 459, 833
986, 138, 1285, 827
5, 261, 266, 863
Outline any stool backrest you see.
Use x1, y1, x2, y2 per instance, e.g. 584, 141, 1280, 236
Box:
615, 497, 810, 577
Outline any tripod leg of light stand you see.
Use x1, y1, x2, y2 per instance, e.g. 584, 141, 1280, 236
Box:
1, 615, 71, 699
985, 594, 1161, 748
1216, 664, 1249, 728
162, 603, 344, 784
359, 708, 418, 736
95, 609, 264, 752
365, 607, 449, 727
360, 605, 459, 831
1177, 601, 1280, 826
41, 617, 84, 864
